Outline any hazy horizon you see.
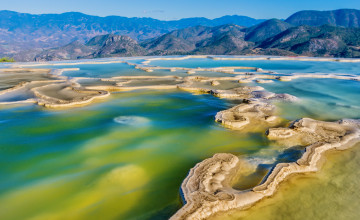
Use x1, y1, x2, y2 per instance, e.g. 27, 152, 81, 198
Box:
2, 0, 360, 20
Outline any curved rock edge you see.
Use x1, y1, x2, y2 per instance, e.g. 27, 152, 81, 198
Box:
2, 55, 360, 108
171, 119, 360, 220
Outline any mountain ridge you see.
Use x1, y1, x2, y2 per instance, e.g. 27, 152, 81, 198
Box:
27, 21, 360, 61
0, 10, 265, 55
3, 9, 360, 60
285, 9, 360, 27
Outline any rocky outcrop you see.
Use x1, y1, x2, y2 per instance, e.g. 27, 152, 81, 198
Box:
5, 55, 359, 108
215, 101, 282, 131
2, 57, 360, 220
213, 87, 297, 130
32, 82, 110, 108
171, 118, 360, 220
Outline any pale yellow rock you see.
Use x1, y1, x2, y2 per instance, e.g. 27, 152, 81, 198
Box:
172, 118, 360, 220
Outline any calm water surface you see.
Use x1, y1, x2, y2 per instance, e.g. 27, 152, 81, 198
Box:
150, 58, 360, 74
0, 58, 359, 219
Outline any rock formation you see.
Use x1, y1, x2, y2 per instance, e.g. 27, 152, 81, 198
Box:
171, 118, 360, 220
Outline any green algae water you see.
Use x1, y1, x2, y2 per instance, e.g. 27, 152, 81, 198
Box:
1, 57, 360, 219
210, 144, 360, 220
0, 90, 270, 219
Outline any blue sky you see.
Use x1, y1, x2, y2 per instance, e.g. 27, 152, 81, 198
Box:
2, 0, 360, 20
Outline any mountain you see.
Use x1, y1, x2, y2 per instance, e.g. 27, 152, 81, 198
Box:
18, 19, 360, 61
259, 25, 360, 57
7, 8, 360, 61
259, 25, 322, 49
142, 24, 247, 55
3, 9, 360, 58
0, 10, 265, 55
141, 34, 195, 55
87, 35, 146, 58
34, 21, 360, 61
209, 15, 266, 27
34, 41, 97, 61
32, 24, 249, 59
285, 9, 360, 27
194, 32, 252, 55
142, 20, 298, 55
244, 19, 293, 43
34, 34, 146, 61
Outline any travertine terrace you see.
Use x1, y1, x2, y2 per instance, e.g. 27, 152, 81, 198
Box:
1, 56, 360, 219
171, 118, 360, 220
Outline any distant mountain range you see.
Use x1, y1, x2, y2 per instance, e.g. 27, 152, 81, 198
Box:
31, 23, 360, 61
0, 10, 264, 55
2, 9, 360, 61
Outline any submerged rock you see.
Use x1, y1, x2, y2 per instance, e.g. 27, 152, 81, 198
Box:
113, 116, 150, 127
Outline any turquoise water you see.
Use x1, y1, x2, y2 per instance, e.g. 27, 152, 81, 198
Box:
256, 78, 360, 120
1, 57, 360, 219
30, 62, 234, 78
31, 62, 239, 78
32, 62, 145, 78
150, 58, 360, 74
0, 91, 270, 219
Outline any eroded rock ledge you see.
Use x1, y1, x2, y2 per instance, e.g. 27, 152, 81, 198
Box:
32, 82, 110, 108
213, 88, 297, 131
3, 55, 360, 108
171, 118, 360, 220
0, 66, 299, 109
2, 57, 360, 218
176, 75, 299, 131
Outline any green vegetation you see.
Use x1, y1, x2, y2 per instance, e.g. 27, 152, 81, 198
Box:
0, 57, 15, 62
